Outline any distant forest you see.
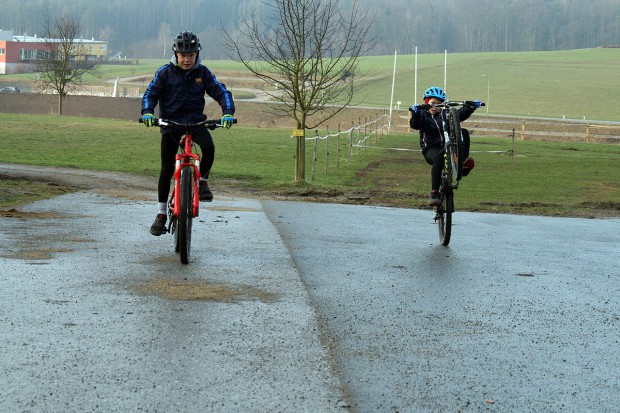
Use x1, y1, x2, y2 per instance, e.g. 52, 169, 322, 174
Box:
2, 0, 619, 58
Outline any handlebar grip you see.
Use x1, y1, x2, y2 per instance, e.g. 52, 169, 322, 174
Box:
138, 118, 161, 126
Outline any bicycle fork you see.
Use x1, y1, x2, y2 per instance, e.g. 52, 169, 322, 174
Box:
167, 158, 201, 231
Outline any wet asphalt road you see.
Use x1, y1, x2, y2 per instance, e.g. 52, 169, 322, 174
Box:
1, 190, 619, 412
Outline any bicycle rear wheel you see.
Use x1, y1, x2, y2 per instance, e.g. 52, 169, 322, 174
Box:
438, 189, 454, 246
178, 167, 193, 264
448, 107, 464, 181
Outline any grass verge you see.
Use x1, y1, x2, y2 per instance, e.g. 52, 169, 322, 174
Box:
0, 113, 618, 217
0, 176, 74, 209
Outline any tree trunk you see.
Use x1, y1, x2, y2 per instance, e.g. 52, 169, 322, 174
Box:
294, 117, 306, 183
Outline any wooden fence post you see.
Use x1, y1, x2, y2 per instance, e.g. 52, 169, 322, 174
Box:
349, 121, 353, 161
512, 129, 515, 170
357, 118, 362, 154
337, 124, 341, 168
311, 130, 318, 181
325, 125, 329, 175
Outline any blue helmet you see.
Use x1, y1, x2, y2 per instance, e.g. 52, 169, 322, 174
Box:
423, 86, 446, 101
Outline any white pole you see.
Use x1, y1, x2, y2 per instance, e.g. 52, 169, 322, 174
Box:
389, 50, 397, 132
444, 50, 447, 92
414, 46, 418, 104
482, 75, 490, 114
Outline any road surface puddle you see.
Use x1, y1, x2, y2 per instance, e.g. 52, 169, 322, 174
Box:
134, 278, 277, 303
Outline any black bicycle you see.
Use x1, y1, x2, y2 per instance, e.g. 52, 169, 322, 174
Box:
421, 100, 484, 245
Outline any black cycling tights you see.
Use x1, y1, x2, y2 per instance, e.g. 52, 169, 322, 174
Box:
423, 128, 471, 191
157, 126, 214, 203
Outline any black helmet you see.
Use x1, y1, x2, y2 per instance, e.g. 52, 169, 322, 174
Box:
172, 31, 202, 53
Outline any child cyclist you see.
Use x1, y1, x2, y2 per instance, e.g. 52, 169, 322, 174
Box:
141, 31, 235, 236
409, 86, 481, 206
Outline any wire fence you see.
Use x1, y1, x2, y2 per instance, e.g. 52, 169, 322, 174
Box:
290, 110, 620, 182
291, 112, 391, 181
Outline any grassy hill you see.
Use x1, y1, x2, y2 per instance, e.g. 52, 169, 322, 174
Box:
2, 48, 620, 121
353, 48, 620, 121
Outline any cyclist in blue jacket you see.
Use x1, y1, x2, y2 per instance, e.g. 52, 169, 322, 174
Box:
141, 31, 235, 236
409, 86, 478, 206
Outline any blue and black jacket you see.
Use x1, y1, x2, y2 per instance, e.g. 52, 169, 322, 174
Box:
409, 106, 474, 154
141, 55, 235, 124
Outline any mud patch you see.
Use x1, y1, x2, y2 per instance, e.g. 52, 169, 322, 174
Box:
2, 248, 73, 260
133, 278, 278, 303
65, 238, 97, 243
479, 201, 561, 208
98, 188, 152, 201
0, 208, 70, 219
579, 201, 620, 211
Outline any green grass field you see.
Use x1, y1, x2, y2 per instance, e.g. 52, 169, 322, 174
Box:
0, 114, 618, 217
353, 48, 620, 121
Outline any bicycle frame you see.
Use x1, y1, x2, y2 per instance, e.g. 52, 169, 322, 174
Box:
170, 133, 201, 220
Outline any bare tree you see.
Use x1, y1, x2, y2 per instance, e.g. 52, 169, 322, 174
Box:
34, 14, 100, 115
99, 24, 115, 52
158, 23, 172, 59
225, 0, 375, 183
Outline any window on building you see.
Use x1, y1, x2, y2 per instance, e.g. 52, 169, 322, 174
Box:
19, 49, 49, 61
0, 48, 5, 55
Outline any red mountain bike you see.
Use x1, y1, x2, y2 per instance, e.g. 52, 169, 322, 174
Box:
140, 117, 236, 264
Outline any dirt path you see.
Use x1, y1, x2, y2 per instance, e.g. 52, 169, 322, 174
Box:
0, 162, 354, 214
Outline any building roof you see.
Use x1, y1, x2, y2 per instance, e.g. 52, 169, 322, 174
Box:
12, 35, 106, 44
1, 30, 105, 44
0, 29, 13, 41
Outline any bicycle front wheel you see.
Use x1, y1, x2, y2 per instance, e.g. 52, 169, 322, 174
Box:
438, 189, 454, 246
448, 107, 464, 181
178, 167, 193, 264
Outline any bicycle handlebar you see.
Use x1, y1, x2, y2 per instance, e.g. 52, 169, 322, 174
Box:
139, 117, 238, 130
420, 100, 485, 110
